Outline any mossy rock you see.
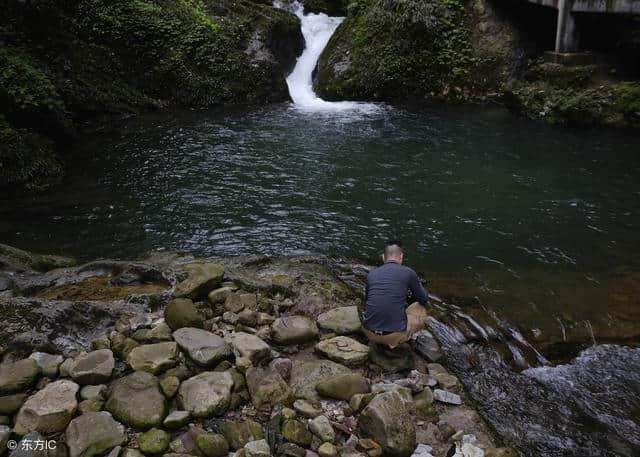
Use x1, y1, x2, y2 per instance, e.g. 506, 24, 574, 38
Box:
219, 419, 264, 450
281, 419, 313, 446
139, 428, 170, 454
164, 298, 204, 330
195, 433, 229, 457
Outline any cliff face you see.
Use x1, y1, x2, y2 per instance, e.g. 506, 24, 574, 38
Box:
0, 0, 303, 191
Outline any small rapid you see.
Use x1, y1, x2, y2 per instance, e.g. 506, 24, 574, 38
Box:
276, 1, 377, 112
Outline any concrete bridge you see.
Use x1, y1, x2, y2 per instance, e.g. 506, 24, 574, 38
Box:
526, 0, 640, 54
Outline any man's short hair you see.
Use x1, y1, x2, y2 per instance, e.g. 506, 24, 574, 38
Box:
383, 241, 403, 258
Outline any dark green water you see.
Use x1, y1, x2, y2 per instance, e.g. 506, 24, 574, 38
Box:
2, 102, 639, 342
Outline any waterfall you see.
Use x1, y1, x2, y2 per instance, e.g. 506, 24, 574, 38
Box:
275, 1, 376, 112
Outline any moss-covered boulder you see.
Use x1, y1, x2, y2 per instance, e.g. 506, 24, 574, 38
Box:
105, 371, 167, 429
165, 298, 204, 330
281, 419, 313, 446
139, 428, 171, 454
315, 0, 521, 102
195, 433, 230, 457
219, 420, 264, 451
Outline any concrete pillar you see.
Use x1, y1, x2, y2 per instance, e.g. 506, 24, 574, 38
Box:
555, 0, 579, 52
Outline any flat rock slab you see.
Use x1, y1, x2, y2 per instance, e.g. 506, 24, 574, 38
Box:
290, 360, 351, 402
14, 379, 79, 434
317, 306, 361, 335
226, 332, 271, 364
173, 328, 232, 366
433, 389, 462, 405
105, 371, 167, 429
177, 371, 234, 418
271, 316, 319, 345
127, 342, 179, 374
315, 336, 369, 366
66, 412, 126, 457
70, 349, 114, 385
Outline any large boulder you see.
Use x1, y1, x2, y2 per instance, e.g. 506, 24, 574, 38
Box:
315, 373, 370, 401
245, 366, 293, 410
316, 306, 361, 335
105, 371, 167, 429
0, 358, 40, 394
290, 360, 350, 401
65, 412, 126, 457
358, 391, 416, 457
69, 350, 115, 385
164, 298, 204, 330
14, 379, 79, 435
226, 332, 271, 364
177, 371, 234, 417
271, 316, 319, 345
174, 263, 224, 299
315, 336, 369, 366
173, 328, 232, 366
126, 342, 179, 374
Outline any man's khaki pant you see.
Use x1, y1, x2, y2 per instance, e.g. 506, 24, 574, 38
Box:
362, 302, 427, 349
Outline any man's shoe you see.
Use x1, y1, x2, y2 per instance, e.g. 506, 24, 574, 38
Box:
375, 343, 406, 359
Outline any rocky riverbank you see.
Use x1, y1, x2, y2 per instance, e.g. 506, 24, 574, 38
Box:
0, 244, 517, 457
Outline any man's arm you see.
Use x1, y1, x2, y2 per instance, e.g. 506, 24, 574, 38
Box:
408, 270, 429, 306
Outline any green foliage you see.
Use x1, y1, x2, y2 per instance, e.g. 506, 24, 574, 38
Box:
0, 47, 65, 113
0, 0, 300, 190
0, 116, 63, 192
504, 66, 640, 129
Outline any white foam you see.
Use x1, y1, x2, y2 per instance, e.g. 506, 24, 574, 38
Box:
276, 1, 378, 113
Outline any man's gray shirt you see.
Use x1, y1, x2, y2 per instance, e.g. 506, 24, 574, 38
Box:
363, 260, 428, 333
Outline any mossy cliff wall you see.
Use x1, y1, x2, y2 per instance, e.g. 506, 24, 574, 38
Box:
0, 0, 303, 191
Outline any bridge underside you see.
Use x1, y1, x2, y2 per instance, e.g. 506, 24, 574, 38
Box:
525, 0, 640, 54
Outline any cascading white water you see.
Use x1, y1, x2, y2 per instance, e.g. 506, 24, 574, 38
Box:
276, 1, 376, 112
